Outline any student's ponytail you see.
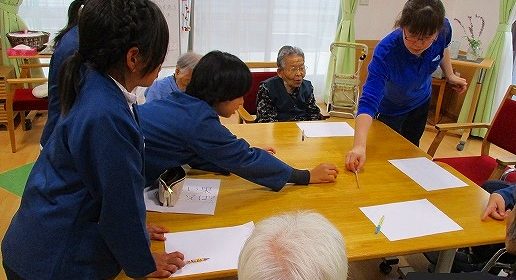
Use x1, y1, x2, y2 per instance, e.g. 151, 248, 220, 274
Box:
58, 0, 169, 115
59, 52, 83, 115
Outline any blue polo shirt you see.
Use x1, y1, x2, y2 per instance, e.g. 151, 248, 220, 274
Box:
358, 19, 452, 117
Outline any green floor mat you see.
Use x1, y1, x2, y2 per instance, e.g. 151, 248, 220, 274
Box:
0, 163, 34, 197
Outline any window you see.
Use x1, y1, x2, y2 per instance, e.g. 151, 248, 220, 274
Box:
194, 0, 339, 99
19, 0, 72, 41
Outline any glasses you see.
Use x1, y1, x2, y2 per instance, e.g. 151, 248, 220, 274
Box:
403, 29, 437, 44
285, 65, 307, 74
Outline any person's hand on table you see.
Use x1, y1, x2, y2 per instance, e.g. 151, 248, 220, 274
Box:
482, 193, 507, 221
146, 251, 185, 278
345, 145, 366, 172
147, 224, 168, 241
309, 163, 339, 183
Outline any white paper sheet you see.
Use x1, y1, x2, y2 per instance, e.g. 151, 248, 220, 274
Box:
360, 199, 463, 241
144, 179, 220, 215
388, 157, 468, 191
165, 222, 255, 277
296, 122, 354, 137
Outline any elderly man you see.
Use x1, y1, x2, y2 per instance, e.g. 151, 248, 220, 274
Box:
255, 45, 323, 122
145, 52, 202, 103
238, 211, 348, 280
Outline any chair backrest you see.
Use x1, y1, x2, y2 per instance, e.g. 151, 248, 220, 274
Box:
485, 85, 516, 154
355, 40, 378, 92
243, 71, 277, 115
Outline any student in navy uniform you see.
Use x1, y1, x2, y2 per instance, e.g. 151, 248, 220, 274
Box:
139, 51, 338, 191
2, 0, 184, 279
256, 45, 324, 122
145, 52, 202, 103
346, 0, 468, 173
39, 0, 83, 148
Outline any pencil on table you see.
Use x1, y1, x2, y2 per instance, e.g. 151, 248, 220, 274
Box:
354, 171, 360, 189
375, 215, 385, 234
185, 257, 210, 264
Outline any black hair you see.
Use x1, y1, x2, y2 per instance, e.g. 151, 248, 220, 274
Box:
59, 0, 169, 114
54, 0, 84, 47
395, 0, 445, 37
185, 51, 251, 106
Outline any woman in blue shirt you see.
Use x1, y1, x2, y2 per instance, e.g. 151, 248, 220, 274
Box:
346, 0, 467, 172
139, 51, 338, 190
2, 0, 184, 279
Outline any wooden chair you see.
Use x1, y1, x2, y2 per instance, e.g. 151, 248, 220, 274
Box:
5, 77, 48, 152
427, 85, 516, 186
238, 62, 277, 123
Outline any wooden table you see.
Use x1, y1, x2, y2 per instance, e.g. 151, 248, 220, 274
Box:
128, 120, 504, 279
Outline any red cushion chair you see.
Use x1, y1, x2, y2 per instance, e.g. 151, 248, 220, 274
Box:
427, 85, 516, 186
242, 71, 277, 116
6, 77, 48, 152
237, 62, 278, 123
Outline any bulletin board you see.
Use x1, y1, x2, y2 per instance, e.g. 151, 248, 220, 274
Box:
154, 0, 181, 67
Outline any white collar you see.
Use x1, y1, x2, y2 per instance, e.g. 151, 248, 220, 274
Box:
109, 76, 138, 106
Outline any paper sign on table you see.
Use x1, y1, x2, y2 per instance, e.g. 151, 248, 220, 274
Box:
144, 178, 220, 215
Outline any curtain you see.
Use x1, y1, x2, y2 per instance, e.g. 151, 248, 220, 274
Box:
0, 0, 27, 76
458, 0, 516, 137
323, 0, 359, 102
193, 0, 339, 100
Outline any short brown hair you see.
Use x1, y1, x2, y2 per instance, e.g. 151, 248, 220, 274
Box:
395, 0, 445, 37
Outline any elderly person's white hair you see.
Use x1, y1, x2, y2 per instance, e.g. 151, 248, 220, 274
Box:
176, 52, 202, 71
238, 211, 348, 280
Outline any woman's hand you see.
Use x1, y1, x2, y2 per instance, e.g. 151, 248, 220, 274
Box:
147, 224, 168, 241
146, 251, 185, 278
447, 73, 468, 94
345, 145, 366, 172
309, 163, 339, 183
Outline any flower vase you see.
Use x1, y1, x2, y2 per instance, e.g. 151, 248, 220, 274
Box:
466, 43, 482, 61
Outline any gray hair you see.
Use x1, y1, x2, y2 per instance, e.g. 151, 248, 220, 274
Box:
238, 211, 348, 280
276, 45, 304, 68
176, 52, 202, 71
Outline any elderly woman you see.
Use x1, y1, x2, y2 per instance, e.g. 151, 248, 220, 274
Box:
145, 52, 202, 103
255, 45, 323, 123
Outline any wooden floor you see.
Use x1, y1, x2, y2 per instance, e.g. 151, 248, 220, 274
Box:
0, 112, 512, 279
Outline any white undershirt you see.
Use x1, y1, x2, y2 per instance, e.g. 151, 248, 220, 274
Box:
109, 76, 138, 115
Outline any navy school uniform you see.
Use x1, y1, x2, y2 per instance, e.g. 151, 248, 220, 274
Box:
2, 68, 155, 279
40, 26, 79, 147
139, 92, 306, 191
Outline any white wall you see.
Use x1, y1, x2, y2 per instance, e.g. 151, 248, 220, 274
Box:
355, 0, 499, 55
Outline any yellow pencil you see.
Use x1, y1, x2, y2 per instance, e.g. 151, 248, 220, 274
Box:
185, 257, 210, 264
354, 171, 360, 189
